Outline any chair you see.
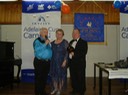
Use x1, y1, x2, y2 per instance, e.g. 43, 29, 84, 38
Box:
13, 59, 22, 84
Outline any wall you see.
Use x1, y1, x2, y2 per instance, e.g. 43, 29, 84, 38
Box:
0, 24, 120, 77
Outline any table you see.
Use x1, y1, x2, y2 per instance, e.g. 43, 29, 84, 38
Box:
93, 63, 128, 95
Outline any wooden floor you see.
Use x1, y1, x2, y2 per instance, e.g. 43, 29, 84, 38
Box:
0, 77, 128, 95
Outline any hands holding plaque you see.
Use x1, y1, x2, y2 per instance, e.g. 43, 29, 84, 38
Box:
67, 45, 75, 53
67, 39, 77, 59
67, 45, 75, 59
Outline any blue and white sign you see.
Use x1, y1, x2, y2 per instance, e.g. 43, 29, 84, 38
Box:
22, 0, 61, 69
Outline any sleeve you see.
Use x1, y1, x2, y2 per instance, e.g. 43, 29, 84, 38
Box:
64, 40, 69, 62
33, 39, 47, 59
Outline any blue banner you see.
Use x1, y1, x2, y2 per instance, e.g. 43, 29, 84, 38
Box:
74, 13, 104, 42
120, 1, 128, 14
22, 1, 61, 13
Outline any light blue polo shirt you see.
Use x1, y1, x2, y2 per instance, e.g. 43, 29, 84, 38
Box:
33, 37, 52, 60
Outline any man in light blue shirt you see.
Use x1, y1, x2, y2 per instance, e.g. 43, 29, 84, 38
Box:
33, 27, 52, 95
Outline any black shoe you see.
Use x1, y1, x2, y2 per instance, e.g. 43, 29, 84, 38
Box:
41, 92, 49, 95
69, 91, 78, 95
79, 92, 85, 95
44, 93, 49, 95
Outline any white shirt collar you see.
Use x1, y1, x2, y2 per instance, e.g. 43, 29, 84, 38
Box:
76, 38, 80, 42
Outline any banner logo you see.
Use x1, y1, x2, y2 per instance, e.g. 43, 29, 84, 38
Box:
87, 21, 92, 28
124, 5, 128, 11
120, 1, 128, 13
32, 15, 50, 25
38, 4, 44, 10
27, 4, 34, 11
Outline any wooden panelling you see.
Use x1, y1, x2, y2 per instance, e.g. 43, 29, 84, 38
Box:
0, 1, 119, 24
0, 3, 22, 24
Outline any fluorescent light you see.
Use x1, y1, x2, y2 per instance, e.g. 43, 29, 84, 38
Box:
62, 0, 114, 1
22, 0, 60, 1
0, 0, 17, 1
62, 0, 115, 1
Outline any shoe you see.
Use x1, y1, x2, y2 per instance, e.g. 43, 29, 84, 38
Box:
69, 91, 78, 95
42, 92, 49, 95
56, 91, 60, 95
80, 93, 85, 95
79, 92, 85, 95
51, 89, 57, 95
79, 93, 85, 95
44, 93, 49, 95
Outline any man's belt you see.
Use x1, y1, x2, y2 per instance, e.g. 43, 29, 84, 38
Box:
36, 57, 50, 62
41, 58, 50, 62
